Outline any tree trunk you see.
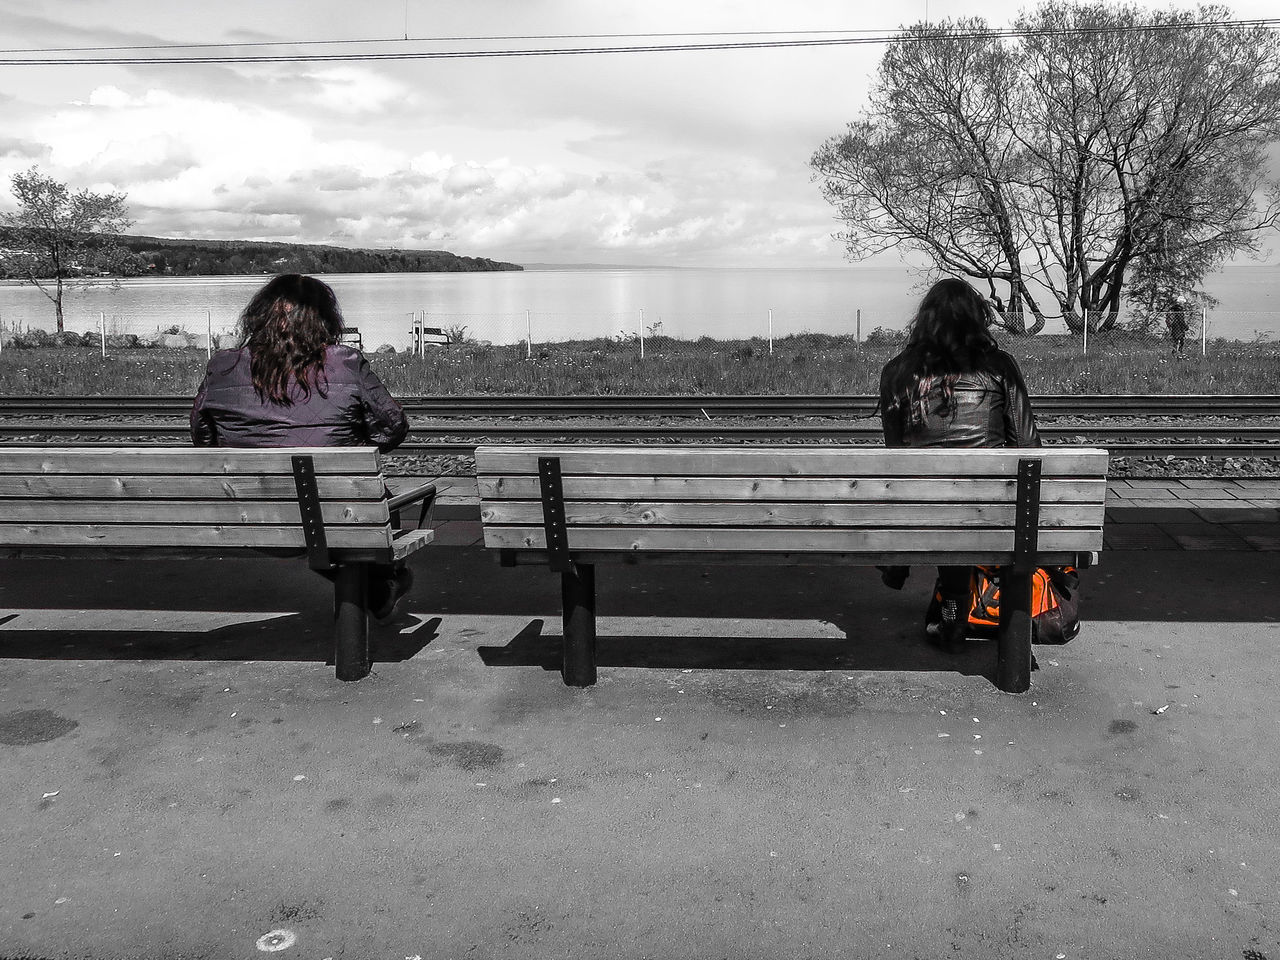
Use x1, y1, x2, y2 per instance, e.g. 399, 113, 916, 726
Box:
54, 276, 64, 333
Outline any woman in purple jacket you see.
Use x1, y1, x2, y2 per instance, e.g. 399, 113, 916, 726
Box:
191, 274, 413, 620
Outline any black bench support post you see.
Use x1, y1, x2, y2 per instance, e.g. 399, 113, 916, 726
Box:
997, 458, 1041, 693
333, 562, 372, 681
291, 455, 331, 572
538, 457, 571, 574
561, 562, 597, 687
537, 455, 598, 686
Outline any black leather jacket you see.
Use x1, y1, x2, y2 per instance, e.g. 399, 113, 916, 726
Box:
879, 347, 1040, 448
190, 345, 409, 452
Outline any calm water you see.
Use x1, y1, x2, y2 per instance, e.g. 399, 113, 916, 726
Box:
2, 263, 1277, 348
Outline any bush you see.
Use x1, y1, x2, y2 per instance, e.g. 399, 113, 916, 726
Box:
10, 328, 54, 348
864, 326, 907, 346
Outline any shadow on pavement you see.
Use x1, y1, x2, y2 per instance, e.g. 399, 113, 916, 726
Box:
2, 548, 1278, 681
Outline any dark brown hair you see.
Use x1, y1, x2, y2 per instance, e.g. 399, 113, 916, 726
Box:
886, 278, 1001, 428
237, 274, 344, 405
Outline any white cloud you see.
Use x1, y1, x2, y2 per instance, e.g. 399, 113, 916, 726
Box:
297, 67, 413, 115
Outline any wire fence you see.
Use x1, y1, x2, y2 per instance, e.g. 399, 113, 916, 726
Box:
2, 302, 1275, 355
2, 302, 1279, 397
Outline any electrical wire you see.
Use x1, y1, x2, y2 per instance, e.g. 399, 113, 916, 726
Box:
0, 19, 1276, 66
0, 28, 914, 55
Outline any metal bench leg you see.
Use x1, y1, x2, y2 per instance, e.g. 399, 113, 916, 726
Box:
996, 565, 1033, 694
561, 562, 597, 687
333, 562, 372, 681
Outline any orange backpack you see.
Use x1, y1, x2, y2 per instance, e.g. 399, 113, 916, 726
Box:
930, 566, 1081, 644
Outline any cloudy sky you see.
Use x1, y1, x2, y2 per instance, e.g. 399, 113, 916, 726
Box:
1, 0, 1276, 268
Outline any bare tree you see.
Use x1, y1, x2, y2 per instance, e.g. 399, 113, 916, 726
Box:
811, 3, 1280, 335
0, 167, 132, 332
811, 20, 1050, 334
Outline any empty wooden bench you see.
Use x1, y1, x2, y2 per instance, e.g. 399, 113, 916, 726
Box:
0, 446, 436, 680
476, 444, 1109, 694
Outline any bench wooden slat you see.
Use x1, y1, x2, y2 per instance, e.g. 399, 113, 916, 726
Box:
0, 523, 396, 550
474, 445, 1110, 478
480, 525, 1104, 553
480, 500, 1104, 527
0, 447, 384, 475
0, 475, 387, 500
391, 529, 435, 561
493, 548, 1094, 567
0, 500, 392, 525
2, 530, 435, 562
478, 476, 1107, 504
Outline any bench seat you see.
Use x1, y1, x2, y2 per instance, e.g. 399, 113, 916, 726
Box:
0, 446, 436, 679
477, 444, 1109, 693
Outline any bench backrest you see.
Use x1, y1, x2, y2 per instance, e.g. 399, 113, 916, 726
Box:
476, 445, 1109, 565
0, 446, 399, 560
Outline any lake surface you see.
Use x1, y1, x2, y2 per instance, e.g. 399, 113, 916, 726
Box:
2, 264, 1277, 348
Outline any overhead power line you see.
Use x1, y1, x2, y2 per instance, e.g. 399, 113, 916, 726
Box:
0, 19, 1277, 66
0, 28, 906, 56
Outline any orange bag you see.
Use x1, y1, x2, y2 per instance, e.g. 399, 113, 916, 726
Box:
930, 566, 1081, 644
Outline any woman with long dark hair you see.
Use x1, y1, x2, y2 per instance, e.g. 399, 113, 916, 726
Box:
878, 278, 1040, 652
191, 274, 413, 620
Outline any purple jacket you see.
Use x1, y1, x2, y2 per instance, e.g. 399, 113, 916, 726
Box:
190, 345, 409, 452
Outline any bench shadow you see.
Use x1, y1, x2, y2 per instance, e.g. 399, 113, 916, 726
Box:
477, 617, 1008, 682
1, 613, 440, 668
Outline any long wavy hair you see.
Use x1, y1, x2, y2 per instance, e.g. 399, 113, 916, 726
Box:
237, 274, 344, 405
887, 278, 1000, 429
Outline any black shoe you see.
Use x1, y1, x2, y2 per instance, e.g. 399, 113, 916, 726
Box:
371, 565, 414, 623
925, 598, 968, 654
877, 565, 910, 590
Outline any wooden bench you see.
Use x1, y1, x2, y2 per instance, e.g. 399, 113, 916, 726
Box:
0, 446, 437, 681
476, 444, 1109, 694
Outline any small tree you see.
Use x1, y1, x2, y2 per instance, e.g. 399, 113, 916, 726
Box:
0, 167, 132, 332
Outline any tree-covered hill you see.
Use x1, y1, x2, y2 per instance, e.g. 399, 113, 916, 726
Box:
115, 235, 522, 276
0, 229, 522, 277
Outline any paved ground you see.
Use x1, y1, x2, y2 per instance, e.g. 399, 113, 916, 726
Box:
2, 478, 1279, 960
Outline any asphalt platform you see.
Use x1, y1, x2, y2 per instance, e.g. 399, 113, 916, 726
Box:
2, 476, 1280, 960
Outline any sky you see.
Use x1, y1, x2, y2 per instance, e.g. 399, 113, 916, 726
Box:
1, 0, 1278, 269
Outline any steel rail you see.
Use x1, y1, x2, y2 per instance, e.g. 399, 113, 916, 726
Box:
4, 421, 1280, 439
2, 420, 1279, 459
0, 437, 1274, 458
3, 394, 1280, 418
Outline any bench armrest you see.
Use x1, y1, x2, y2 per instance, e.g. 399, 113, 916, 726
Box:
388, 481, 437, 531
388, 481, 437, 512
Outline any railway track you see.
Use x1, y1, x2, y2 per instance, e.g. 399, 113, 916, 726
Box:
2, 394, 1278, 458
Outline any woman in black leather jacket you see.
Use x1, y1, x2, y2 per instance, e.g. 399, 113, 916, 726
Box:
878, 278, 1040, 653
190, 274, 413, 621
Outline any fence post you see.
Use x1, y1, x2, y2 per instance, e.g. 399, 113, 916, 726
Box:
526, 309, 532, 359
856, 308, 861, 345
100, 312, 106, 359
206, 309, 212, 359
639, 308, 645, 360
1082, 308, 1088, 356
1201, 305, 1207, 357
768, 309, 774, 355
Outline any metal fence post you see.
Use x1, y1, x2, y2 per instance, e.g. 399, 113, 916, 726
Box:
526, 309, 532, 359
205, 309, 212, 359
1082, 308, 1088, 356
1201, 306, 1207, 357
99, 312, 106, 359
639, 308, 645, 360
768, 308, 773, 355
